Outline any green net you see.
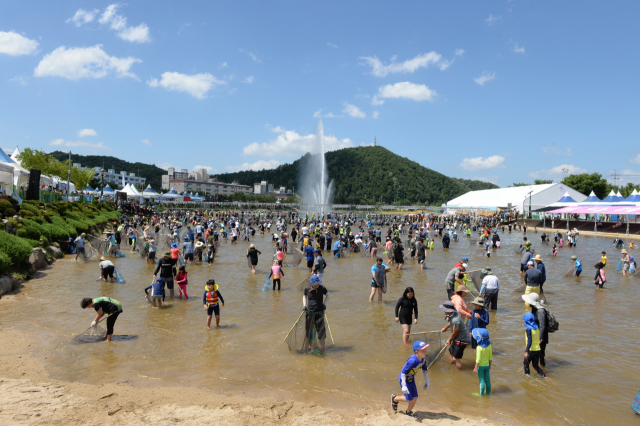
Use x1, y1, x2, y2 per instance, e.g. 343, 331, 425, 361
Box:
284, 311, 334, 355
409, 331, 445, 368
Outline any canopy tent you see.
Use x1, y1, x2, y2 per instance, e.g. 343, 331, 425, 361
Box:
83, 185, 95, 194
601, 190, 625, 203
101, 184, 115, 195
548, 206, 640, 214
143, 184, 161, 198
625, 189, 640, 203
129, 184, 142, 196
0, 161, 14, 172
162, 188, 180, 199
8, 147, 53, 187
582, 191, 601, 203
120, 183, 140, 197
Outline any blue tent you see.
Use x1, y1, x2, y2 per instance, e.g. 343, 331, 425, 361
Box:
625, 189, 640, 203
162, 188, 179, 199
556, 194, 578, 204
583, 191, 601, 203
601, 190, 623, 203
101, 184, 115, 194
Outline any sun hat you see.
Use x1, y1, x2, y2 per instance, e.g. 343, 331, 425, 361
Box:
412, 340, 430, 351
250, 244, 255, 248
99, 256, 105, 261
521, 292, 545, 309
456, 285, 469, 293
621, 249, 628, 254
527, 260, 534, 266
461, 263, 468, 269
171, 243, 178, 249
472, 328, 491, 348
164, 251, 171, 257
439, 301, 456, 313
482, 267, 492, 275
571, 256, 577, 260
533, 254, 543, 261
471, 296, 485, 306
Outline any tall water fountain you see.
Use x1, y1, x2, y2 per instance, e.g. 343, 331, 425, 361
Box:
299, 120, 334, 215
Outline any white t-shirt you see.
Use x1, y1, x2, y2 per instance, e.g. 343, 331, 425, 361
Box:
482, 274, 499, 290
99, 260, 114, 269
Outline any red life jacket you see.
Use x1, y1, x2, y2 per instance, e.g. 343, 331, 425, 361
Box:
205, 290, 219, 306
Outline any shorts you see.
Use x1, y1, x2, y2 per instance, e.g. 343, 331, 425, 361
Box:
520, 264, 527, 273
151, 295, 162, 301
398, 378, 418, 401
371, 279, 379, 288
305, 311, 327, 341
184, 253, 194, 261
576, 269, 582, 277
102, 266, 115, 278
395, 255, 404, 264
418, 257, 425, 264
165, 277, 174, 290
399, 315, 413, 325
449, 342, 467, 359
307, 260, 314, 268
77, 247, 85, 255
207, 304, 220, 316
148, 251, 156, 260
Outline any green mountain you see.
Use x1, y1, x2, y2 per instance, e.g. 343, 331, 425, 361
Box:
212, 146, 498, 205
49, 151, 166, 189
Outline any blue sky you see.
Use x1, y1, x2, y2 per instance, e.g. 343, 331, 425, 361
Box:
1, 1, 639, 188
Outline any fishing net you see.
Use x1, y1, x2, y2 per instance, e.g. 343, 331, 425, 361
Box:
409, 331, 445, 368
616, 260, 623, 271
340, 246, 351, 257
284, 311, 334, 355
140, 243, 149, 259
295, 275, 312, 292
115, 267, 126, 284
513, 247, 525, 254
373, 265, 387, 293
465, 270, 486, 292
70, 324, 107, 344
564, 266, 577, 277
79, 244, 95, 261
289, 250, 302, 267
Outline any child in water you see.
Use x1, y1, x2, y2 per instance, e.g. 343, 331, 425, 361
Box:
552, 244, 557, 257
472, 328, 492, 396
391, 341, 430, 418
601, 251, 607, 267
523, 313, 546, 378
176, 266, 188, 299
203, 279, 224, 329
558, 236, 564, 248
594, 262, 606, 288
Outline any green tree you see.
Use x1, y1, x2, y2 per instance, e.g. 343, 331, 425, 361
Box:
70, 168, 96, 191
534, 179, 553, 184
562, 173, 609, 199
511, 183, 531, 187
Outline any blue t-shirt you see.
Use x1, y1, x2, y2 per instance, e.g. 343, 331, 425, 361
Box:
333, 241, 342, 250
371, 263, 387, 283
575, 259, 582, 271
304, 245, 314, 261
398, 354, 427, 384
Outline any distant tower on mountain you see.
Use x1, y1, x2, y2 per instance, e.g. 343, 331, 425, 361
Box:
373, 133, 377, 146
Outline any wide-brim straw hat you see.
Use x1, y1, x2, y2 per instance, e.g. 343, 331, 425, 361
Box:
99, 256, 106, 261
455, 285, 469, 293
621, 249, 628, 254
533, 254, 543, 262
471, 296, 485, 306
522, 292, 545, 309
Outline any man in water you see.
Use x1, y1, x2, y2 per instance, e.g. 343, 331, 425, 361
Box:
370, 257, 391, 302
304, 243, 315, 273
81, 297, 123, 342
445, 264, 465, 300
99, 256, 115, 283
154, 252, 177, 298
303, 275, 329, 354
440, 301, 468, 370
313, 249, 327, 284
75, 233, 86, 261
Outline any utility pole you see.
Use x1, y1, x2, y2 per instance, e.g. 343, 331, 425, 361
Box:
561, 167, 569, 182
66, 151, 71, 202
527, 189, 534, 219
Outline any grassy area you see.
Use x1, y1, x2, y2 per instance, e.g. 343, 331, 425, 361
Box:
0, 199, 120, 276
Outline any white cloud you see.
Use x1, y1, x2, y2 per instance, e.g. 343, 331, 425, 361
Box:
372, 111, 380, 119
630, 154, 640, 164
528, 164, 587, 179
243, 75, 255, 84
313, 109, 341, 118
157, 162, 173, 171
67, 8, 99, 27
77, 129, 97, 137
242, 126, 353, 158
455, 49, 465, 56
474, 71, 496, 86
226, 160, 280, 172
360, 52, 451, 77
34, 45, 141, 80
220, 62, 228, 68
343, 103, 366, 118
147, 72, 225, 99
9, 76, 28, 85
371, 96, 385, 106
78, 4, 153, 43
512, 43, 525, 54
327, 43, 338, 48
0, 31, 39, 56
459, 155, 506, 171
239, 48, 261, 63
142, 139, 152, 146
485, 15, 502, 25
49, 138, 111, 149
377, 82, 437, 102
541, 145, 573, 156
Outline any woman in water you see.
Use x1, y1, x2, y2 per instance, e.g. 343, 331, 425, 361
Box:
246, 244, 261, 274
395, 287, 418, 345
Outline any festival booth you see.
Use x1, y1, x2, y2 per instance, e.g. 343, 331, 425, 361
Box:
100, 184, 115, 198
143, 185, 161, 200
161, 188, 182, 202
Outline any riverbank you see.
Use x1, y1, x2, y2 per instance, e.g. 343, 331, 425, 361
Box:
0, 324, 496, 426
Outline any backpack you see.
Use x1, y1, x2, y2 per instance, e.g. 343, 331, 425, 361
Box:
391, 242, 399, 255
545, 308, 559, 333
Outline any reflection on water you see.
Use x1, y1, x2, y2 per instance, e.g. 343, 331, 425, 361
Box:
1, 229, 639, 424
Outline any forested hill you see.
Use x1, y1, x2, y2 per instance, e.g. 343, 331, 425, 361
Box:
50, 151, 166, 189
212, 146, 498, 205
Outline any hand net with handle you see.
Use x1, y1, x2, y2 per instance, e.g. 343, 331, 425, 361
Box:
284, 311, 334, 355
408, 331, 445, 368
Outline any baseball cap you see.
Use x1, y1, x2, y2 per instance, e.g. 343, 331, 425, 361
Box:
527, 260, 534, 265
310, 275, 320, 284
462, 257, 469, 262
412, 340, 430, 351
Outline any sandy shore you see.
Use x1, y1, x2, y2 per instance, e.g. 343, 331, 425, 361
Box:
0, 323, 498, 426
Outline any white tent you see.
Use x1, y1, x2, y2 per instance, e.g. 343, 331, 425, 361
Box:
143, 184, 161, 198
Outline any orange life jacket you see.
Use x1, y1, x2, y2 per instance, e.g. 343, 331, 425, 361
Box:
205, 290, 219, 306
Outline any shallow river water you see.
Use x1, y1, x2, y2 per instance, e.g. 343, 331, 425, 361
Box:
1, 228, 639, 424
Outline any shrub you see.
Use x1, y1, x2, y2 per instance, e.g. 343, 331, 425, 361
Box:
23, 238, 42, 248
0, 199, 12, 214
20, 204, 41, 216
31, 216, 45, 225
0, 251, 12, 274
0, 230, 34, 265
17, 226, 41, 241
8, 198, 18, 205
5, 208, 16, 217
41, 236, 50, 247
19, 210, 35, 218
51, 216, 76, 237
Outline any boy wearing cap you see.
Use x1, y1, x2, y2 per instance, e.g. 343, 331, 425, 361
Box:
391, 340, 430, 418
440, 301, 469, 370
203, 279, 224, 329
145, 278, 165, 307
303, 275, 329, 354
472, 328, 492, 395
571, 255, 583, 277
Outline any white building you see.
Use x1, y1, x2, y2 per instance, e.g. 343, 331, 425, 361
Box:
162, 167, 209, 190
445, 183, 587, 215
72, 163, 146, 187
254, 180, 274, 195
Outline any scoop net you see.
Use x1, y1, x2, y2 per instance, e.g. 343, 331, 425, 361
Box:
284, 311, 334, 355
79, 244, 95, 261
409, 331, 445, 368
70, 324, 107, 344
513, 247, 525, 254
465, 270, 486, 292
289, 249, 302, 267
564, 266, 577, 277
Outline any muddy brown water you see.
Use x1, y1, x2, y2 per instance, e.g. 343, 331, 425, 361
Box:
1, 230, 638, 424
